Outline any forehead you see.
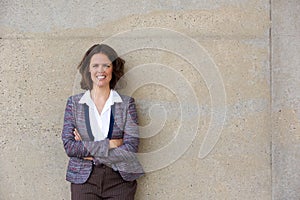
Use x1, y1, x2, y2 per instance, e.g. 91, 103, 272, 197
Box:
90, 53, 111, 64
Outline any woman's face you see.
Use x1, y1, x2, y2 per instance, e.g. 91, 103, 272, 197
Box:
89, 53, 113, 89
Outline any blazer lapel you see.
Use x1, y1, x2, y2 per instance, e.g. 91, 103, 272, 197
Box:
83, 104, 95, 141
111, 102, 126, 139
107, 104, 115, 139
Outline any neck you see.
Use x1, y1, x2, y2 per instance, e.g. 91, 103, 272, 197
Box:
91, 86, 111, 103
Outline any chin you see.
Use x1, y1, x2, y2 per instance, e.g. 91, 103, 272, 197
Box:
97, 82, 109, 87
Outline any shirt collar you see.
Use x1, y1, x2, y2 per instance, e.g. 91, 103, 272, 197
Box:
79, 89, 122, 106
78, 90, 93, 106
111, 89, 123, 103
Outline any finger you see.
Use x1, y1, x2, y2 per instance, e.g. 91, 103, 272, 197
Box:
73, 130, 78, 138
75, 136, 81, 141
118, 139, 123, 145
74, 135, 79, 141
73, 128, 79, 135
73, 129, 82, 140
74, 133, 81, 141
77, 133, 82, 140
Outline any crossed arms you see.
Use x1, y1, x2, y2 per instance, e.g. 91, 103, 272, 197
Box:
61, 96, 140, 165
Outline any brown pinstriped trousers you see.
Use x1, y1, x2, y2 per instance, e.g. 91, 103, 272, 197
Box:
71, 164, 137, 200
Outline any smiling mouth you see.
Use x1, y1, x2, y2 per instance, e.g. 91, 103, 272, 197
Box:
97, 75, 106, 80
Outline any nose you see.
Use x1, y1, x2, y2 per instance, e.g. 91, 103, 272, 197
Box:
97, 65, 105, 72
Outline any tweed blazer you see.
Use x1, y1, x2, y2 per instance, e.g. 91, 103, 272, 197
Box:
62, 92, 145, 184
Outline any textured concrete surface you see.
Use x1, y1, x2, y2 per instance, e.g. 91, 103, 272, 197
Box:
0, 0, 298, 199
272, 0, 300, 199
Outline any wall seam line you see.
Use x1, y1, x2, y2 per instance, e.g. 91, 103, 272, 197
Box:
269, 0, 273, 200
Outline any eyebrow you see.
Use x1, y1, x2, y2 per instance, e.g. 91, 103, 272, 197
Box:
91, 63, 111, 66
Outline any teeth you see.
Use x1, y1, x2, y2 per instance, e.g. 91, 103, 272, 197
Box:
97, 75, 105, 80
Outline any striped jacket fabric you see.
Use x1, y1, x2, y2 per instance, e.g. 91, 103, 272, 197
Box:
61, 92, 145, 184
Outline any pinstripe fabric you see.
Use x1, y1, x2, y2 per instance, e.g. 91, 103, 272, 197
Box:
62, 92, 144, 184
71, 165, 137, 200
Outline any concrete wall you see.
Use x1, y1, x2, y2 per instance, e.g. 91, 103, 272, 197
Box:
272, 1, 300, 199
0, 0, 298, 199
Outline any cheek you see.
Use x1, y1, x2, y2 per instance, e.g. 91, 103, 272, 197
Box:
108, 68, 113, 77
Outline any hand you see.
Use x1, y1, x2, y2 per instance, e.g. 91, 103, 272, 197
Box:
73, 128, 82, 141
73, 129, 93, 161
109, 139, 123, 149
83, 157, 93, 161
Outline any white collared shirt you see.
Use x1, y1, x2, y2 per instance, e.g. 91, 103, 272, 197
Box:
79, 89, 123, 141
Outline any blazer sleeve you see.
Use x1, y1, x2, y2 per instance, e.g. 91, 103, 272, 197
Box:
61, 96, 109, 158
93, 97, 140, 164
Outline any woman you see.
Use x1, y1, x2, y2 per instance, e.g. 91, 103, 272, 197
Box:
62, 44, 144, 200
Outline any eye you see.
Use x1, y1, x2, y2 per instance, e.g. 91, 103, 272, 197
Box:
92, 64, 98, 68
103, 64, 111, 68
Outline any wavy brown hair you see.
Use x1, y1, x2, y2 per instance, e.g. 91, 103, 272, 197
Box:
77, 44, 125, 90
